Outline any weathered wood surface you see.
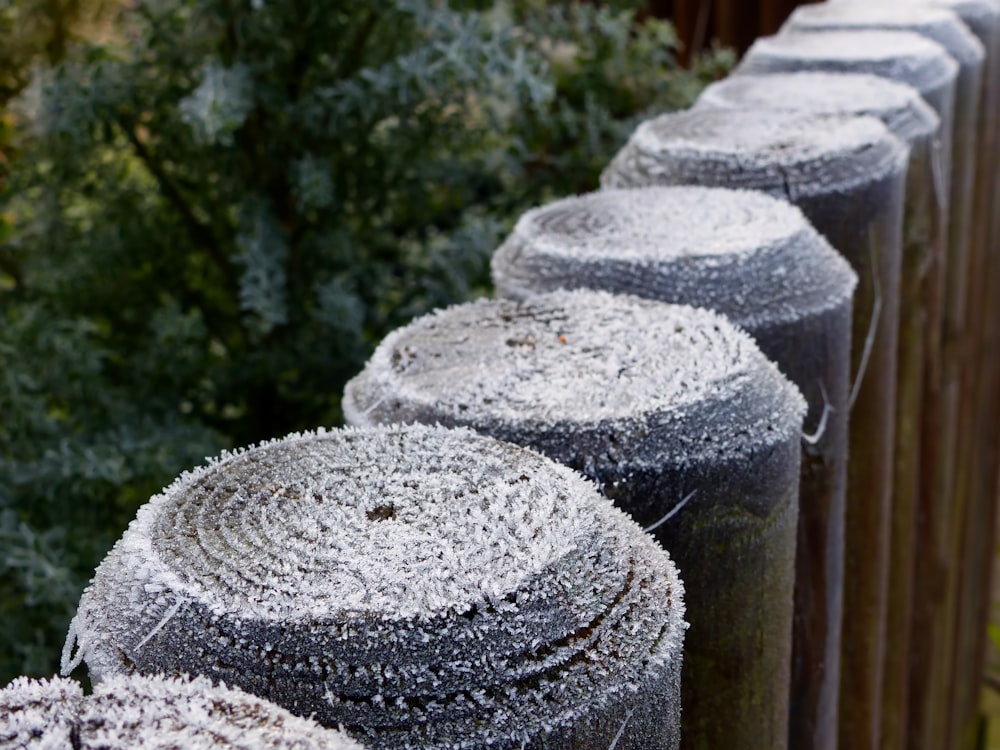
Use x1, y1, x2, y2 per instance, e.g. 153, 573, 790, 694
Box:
492, 184, 856, 750
697, 71, 944, 750
778, 10, 984, 749
344, 290, 805, 750
63, 426, 686, 750
602, 108, 907, 750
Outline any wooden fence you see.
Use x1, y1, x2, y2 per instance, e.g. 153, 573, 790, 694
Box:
4, 3, 1000, 750
649, 0, 817, 61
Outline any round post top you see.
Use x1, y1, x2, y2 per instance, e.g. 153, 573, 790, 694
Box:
738, 30, 960, 96
699, 72, 939, 145
784, 3, 985, 66
601, 108, 908, 200
491, 186, 857, 331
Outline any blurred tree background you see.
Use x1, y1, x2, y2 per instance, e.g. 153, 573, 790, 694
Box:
0, 0, 731, 682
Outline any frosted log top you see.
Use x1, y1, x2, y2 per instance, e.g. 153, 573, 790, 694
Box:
344, 290, 806, 468
64, 425, 685, 748
784, 4, 985, 66
699, 73, 940, 145
831, 0, 1000, 29
922, 0, 1000, 29
738, 30, 959, 94
0, 674, 365, 749
601, 108, 907, 199
491, 187, 857, 330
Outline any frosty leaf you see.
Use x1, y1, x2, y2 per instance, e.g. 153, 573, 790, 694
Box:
180, 62, 255, 147
234, 199, 288, 336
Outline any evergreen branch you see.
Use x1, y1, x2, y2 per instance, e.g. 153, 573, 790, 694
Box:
0, 248, 24, 293
335, 9, 379, 80
118, 119, 235, 287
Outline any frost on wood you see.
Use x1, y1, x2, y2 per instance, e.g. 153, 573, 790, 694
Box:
1, 675, 82, 749
737, 30, 959, 108
1, 674, 365, 749
600, 107, 907, 750
777, 9, 985, 750
344, 290, 806, 750
491, 186, 857, 332
490, 188, 856, 750
698, 73, 939, 147
64, 424, 686, 750
696, 67, 944, 750
601, 109, 908, 207
344, 291, 805, 467
784, 3, 985, 68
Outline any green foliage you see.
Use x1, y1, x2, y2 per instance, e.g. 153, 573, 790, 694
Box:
0, 0, 730, 682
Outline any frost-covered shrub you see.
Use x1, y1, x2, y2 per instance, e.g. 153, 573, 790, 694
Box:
0, 673, 366, 748
64, 425, 686, 749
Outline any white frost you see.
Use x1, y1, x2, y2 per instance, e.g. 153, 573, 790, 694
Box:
65, 426, 686, 748
490, 187, 857, 330
0, 674, 365, 749
601, 108, 908, 201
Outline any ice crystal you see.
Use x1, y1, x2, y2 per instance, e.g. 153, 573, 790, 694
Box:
1, 674, 364, 749
491, 187, 857, 331
65, 425, 686, 749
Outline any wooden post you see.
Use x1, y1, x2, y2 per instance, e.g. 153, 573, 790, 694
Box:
492, 186, 856, 750
696, 71, 945, 750
0, 674, 367, 748
778, 11, 984, 750
61, 426, 686, 750
602, 108, 908, 750
919, 4, 1000, 746
343, 290, 806, 750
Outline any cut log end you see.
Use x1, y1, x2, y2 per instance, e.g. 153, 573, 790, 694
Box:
491, 187, 857, 333
786, 3, 985, 67
67, 425, 686, 749
344, 290, 806, 469
601, 109, 908, 205
698, 72, 939, 146
738, 30, 959, 96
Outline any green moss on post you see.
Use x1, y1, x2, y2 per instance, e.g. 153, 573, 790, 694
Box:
602, 108, 908, 750
697, 71, 944, 750
343, 290, 806, 750
492, 185, 857, 750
